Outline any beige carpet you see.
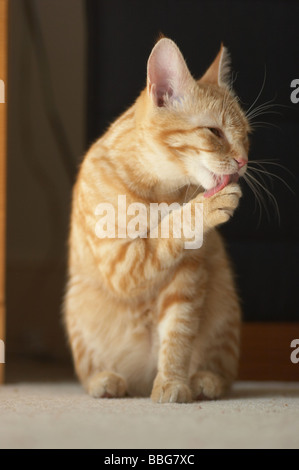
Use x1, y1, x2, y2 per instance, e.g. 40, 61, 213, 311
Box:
0, 381, 299, 449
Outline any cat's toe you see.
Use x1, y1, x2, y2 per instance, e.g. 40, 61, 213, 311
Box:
87, 371, 127, 398
151, 375, 192, 404
190, 371, 228, 400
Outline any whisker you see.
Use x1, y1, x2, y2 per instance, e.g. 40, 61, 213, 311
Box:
162, 182, 190, 195
184, 182, 191, 204
188, 183, 201, 202
247, 166, 272, 190
247, 104, 276, 119
248, 159, 295, 178
246, 171, 281, 224
249, 121, 281, 130
247, 165, 295, 195
245, 67, 267, 116
246, 100, 280, 119
246, 173, 270, 220
242, 173, 264, 225
247, 110, 282, 122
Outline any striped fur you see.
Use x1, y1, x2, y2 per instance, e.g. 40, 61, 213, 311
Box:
64, 38, 249, 403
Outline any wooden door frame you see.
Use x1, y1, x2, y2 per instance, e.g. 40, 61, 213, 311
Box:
0, 0, 8, 384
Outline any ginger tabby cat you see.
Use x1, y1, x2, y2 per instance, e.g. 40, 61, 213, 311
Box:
64, 38, 250, 403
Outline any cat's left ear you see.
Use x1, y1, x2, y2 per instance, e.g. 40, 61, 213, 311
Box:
147, 38, 194, 107
199, 44, 231, 88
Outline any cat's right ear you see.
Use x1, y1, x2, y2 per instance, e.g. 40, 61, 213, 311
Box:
147, 38, 193, 107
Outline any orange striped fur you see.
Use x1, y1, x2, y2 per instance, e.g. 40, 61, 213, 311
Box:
64, 38, 250, 402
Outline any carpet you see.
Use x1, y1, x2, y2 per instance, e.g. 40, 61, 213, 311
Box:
0, 381, 299, 449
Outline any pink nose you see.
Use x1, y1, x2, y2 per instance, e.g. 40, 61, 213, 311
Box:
234, 158, 247, 169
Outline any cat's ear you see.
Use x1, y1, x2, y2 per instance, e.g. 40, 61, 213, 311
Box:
147, 38, 194, 107
199, 44, 231, 88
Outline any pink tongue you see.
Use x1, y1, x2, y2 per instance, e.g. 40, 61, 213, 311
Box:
204, 174, 231, 198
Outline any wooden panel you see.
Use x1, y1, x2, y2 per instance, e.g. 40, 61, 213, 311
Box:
0, 0, 8, 384
239, 323, 299, 381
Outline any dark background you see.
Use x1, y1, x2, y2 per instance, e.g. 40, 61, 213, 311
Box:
86, 0, 299, 322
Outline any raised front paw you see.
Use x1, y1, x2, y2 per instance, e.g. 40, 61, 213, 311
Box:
203, 183, 242, 229
151, 374, 192, 404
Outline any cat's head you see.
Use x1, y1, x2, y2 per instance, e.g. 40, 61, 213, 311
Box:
138, 38, 250, 196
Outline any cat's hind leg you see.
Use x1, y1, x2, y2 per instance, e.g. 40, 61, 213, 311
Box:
68, 327, 128, 398
66, 324, 128, 398
64, 278, 128, 399
67, 326, 128, 398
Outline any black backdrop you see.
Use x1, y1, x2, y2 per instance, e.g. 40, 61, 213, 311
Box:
86, 0, 299, 321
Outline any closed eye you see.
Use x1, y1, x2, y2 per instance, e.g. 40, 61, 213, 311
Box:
208, 127, 224, 139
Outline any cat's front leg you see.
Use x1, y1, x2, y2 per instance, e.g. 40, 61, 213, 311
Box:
151, 280, 203, 403
151, 372, 192, 404
151, 308, 198, 403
